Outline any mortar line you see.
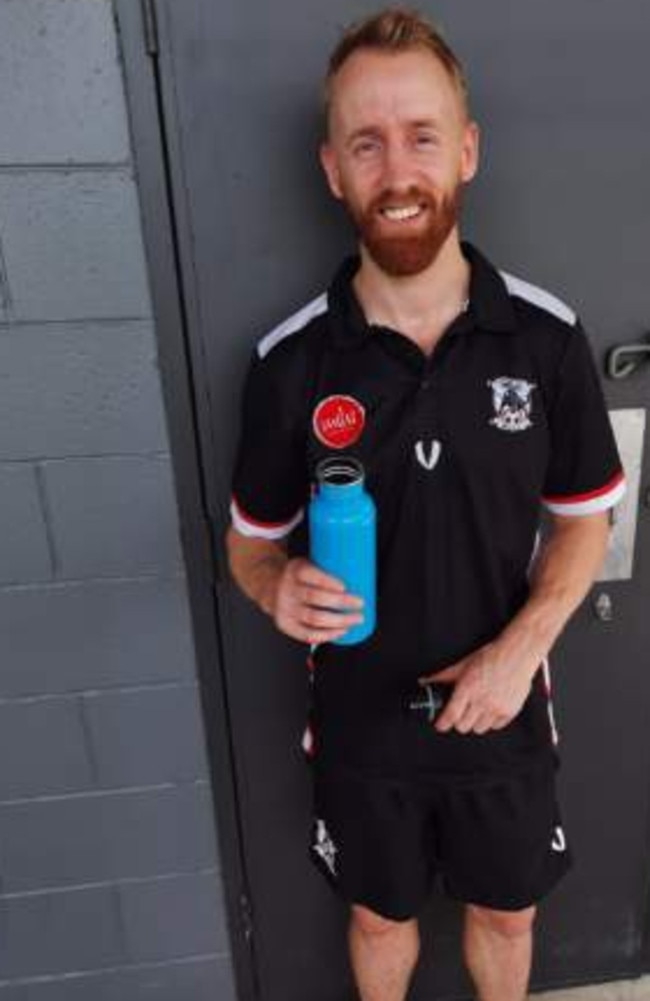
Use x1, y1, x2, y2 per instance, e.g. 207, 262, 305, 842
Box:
0, 314, 153, 329
0, 451, 169, 465
0, 950, 230, 989
0, 162, 132, 174
0, 680, 198, 708
76, 694, 101, 786
32, 463, 59, 578
0, 778, 209, 808
0, 867, 221, 902
0, 235, 13, 320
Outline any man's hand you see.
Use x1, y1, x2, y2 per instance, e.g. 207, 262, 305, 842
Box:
417, 511, 612, 736
418, 641, 540, 735
265, 557, 364, 645
225, 527, 364, 645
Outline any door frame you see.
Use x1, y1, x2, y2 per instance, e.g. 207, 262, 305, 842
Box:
113, 0, 650, 994
113, 2, 257, 998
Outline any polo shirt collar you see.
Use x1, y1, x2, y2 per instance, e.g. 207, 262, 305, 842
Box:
328, 240, 518, 349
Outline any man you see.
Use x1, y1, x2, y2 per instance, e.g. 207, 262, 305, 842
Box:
226, 9, 626, 1001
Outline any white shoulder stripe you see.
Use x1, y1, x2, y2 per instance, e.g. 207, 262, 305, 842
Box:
257, 292, 329, 359
500, 271, 576, 326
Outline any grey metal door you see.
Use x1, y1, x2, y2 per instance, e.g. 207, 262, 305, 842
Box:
130, 1, 650, 997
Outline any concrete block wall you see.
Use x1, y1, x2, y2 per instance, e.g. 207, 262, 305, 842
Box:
0, 1, 236, 997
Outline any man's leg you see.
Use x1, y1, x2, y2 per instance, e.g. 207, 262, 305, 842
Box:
463, 903, 536, 1001
348, 903, 420, 1001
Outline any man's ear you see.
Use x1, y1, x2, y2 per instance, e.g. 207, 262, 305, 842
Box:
320, 142, 344, 200
460, 120, 480, 184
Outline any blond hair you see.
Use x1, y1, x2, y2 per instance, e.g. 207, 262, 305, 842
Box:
324, 8, 470, 120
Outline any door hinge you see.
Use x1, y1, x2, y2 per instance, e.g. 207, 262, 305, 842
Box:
240, 892, 254, 943
141, 0, 159, 57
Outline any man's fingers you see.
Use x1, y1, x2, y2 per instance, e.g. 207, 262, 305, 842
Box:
418, 663, 464, 686
301, 606, 364, 630
294, 561, 347, 593
452, 705, 485, 734
490, 712, 513, 731
469, 711, 495, 735
428, 663, 463, 683
435, 692, 469, 732
435, 704, 511, 735
300, 625, 349, 644
299, 584, 364, 611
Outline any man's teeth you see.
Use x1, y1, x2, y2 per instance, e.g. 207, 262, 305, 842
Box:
381, 205, 422, 221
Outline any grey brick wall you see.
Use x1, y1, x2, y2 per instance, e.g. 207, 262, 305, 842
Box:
0, 1, 236, 997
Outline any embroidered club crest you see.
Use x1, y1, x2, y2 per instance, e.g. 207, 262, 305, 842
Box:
313, 395, 366, 449
487, 377, 536, 432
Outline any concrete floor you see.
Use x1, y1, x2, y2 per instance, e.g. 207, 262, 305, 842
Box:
530, 975, 650, 1000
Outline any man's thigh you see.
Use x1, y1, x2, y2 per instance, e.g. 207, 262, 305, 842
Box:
435, 761, 573, 911
309, 765, 436, 922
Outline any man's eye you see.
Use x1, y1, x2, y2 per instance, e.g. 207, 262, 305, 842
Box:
415, 133, 438, 148
353, 140, 380, 156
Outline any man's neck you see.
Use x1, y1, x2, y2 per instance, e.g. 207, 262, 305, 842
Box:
352, 230, 471, 355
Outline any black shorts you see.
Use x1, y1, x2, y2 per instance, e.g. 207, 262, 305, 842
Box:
308, 758, 573, 920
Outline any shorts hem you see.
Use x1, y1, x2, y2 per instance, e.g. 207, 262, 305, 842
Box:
308, 848, 427, 922
442, 852, 574, 912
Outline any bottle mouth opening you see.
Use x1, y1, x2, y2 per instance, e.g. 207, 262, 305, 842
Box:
315, 456, 364, 488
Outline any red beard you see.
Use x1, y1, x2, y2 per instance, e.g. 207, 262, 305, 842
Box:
345, 184, 463, 277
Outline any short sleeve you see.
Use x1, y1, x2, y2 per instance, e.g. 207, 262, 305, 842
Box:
230, 348, 308, 539
541, 321, 626, 516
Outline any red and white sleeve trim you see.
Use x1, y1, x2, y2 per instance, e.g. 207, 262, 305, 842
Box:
229, 494, 306, 540
230, 495, 304, 540
542, 469, 626, 516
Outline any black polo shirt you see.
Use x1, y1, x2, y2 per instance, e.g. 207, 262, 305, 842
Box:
230, 242, 626, 781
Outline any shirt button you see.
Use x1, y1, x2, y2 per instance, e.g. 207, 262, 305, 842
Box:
420, 378, 430, 390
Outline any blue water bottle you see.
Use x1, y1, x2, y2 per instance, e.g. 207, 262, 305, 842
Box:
308, 456, 376, 645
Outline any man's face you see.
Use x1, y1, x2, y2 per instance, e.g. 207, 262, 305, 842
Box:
320, 47, 479, 276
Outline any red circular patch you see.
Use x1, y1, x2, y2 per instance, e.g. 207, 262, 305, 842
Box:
312, 395, 366, 450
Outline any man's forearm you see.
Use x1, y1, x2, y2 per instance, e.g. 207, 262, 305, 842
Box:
496, 512, 611, 674
225, 527, 288, 616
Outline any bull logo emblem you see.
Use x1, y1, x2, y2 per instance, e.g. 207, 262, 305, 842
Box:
487, 377, 536, 432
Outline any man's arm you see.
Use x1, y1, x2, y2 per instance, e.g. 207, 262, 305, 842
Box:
421, 511, 611, 734
225, 526, 365, 644
495, 510, 610, 679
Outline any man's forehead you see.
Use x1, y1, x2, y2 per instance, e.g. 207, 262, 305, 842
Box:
328, 48, 463, 130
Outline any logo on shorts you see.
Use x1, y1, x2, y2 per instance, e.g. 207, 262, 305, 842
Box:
487, 377, 536, 432
551, 826, 567, 853
313, 395, 365, 449
313, 818, 338, 876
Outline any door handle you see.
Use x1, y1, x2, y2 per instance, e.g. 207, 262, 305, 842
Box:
606, 336, 650, 380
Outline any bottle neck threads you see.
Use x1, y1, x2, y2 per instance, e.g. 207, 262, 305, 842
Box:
315, 457, 365, 503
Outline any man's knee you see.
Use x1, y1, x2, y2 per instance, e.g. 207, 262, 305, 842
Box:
350, 903, 416, 939
466, 903, 537, 940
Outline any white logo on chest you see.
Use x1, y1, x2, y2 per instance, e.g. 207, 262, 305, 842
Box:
488, 377, 536, 432
415, 439, 442, 470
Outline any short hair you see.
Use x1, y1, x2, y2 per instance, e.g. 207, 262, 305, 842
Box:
323, 8, 470, 121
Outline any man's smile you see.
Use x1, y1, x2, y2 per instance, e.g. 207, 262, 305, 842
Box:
379, 203, 427, 222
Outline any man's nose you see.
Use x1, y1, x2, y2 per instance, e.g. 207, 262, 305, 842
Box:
380, 142, 417, 190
